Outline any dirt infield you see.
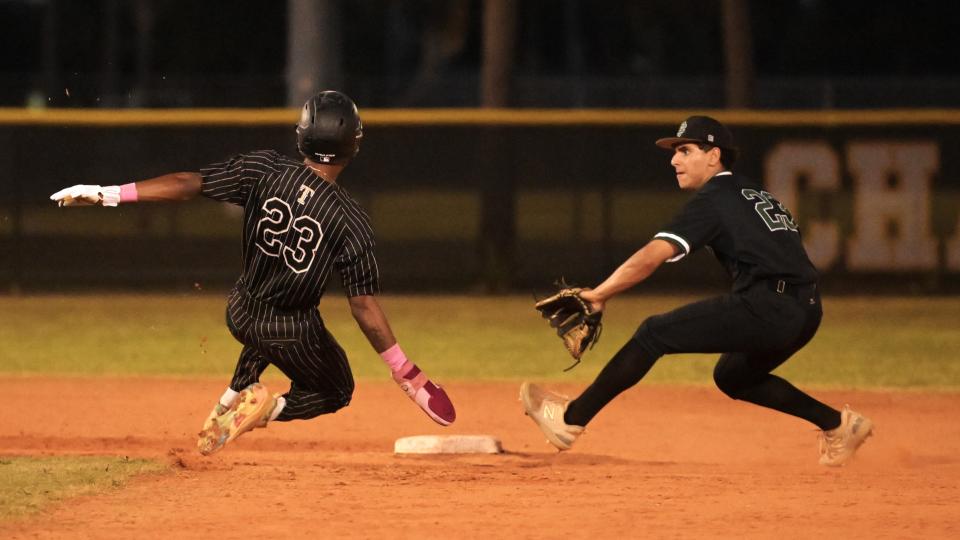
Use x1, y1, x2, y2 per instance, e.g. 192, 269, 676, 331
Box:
2, 377, 959, 539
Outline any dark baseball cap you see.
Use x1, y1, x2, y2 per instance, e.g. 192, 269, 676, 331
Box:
655, 115, 736, 151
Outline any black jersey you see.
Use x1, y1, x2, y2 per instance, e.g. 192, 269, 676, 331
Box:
200, 150, 380, 310
654, 171, 818, 292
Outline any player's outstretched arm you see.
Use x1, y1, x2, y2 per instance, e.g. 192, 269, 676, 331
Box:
133, 172, 202, 202
347, 294, 398, 352
580, 239, 677, 309
50, 172, 202, 207
347, 295, 456, 426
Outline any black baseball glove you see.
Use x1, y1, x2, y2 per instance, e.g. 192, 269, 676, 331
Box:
534, 281, 603, 371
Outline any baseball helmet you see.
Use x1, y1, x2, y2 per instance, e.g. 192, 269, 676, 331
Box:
296, 90, 363, 164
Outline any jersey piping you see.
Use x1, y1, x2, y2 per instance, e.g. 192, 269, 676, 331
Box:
653, 232, 690, 262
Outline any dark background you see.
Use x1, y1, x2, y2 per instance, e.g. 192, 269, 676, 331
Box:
2, 0, 959, 108
1, 1, 958, 295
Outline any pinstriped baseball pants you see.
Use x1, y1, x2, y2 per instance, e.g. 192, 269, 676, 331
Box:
224, 288, 354, 422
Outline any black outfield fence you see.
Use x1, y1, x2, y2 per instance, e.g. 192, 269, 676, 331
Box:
2, 109, 958, 294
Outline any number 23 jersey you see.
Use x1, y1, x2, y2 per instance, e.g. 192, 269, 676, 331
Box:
653, 171, 818, 292
200, 150, 380, 310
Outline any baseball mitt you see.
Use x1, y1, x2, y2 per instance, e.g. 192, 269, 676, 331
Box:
534, 281, 603, 371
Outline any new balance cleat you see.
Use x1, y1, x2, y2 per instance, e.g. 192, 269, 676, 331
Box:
520, 382, 584, 451
819, 405, 874, 466
197, 383, 276, 456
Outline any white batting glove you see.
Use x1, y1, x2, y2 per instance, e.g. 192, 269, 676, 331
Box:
50, 184, 121, 207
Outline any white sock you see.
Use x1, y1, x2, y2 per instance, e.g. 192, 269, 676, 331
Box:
269, 397, 286, 421
219, 387, 239, 408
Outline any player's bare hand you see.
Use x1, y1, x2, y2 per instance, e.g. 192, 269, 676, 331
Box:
50, 184, 121, 207
578, 288, 605, 313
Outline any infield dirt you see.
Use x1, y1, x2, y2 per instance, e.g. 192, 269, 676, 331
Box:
2, 377, 959, 539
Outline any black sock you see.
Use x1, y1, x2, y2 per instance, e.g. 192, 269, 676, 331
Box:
733, 374, 842, 430
565, 338, 659, 427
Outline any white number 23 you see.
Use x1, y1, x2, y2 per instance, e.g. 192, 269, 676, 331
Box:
254, 197, 323, 273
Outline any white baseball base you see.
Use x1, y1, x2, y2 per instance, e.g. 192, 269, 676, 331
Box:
394, 435, 503, 454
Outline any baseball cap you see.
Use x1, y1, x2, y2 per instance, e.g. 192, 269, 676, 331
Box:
655, 115, 736, 151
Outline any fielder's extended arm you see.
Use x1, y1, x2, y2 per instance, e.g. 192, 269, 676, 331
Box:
50, 172, 202, 207
579, 238, 677, 309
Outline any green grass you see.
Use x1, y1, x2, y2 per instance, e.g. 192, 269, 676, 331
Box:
1, 294, 958, 389
0, 456, 166, 521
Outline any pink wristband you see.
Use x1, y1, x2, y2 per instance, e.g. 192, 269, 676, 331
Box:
379, 343, 409, 373
119, 183, 139, 203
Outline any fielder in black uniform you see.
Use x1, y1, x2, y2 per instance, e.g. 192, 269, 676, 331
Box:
521, 116, 872, 466
51, 90, 456, 455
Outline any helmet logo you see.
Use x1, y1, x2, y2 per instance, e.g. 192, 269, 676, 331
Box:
677, 121, 687, 137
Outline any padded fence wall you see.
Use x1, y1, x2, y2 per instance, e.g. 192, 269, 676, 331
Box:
1, 109, 958, 293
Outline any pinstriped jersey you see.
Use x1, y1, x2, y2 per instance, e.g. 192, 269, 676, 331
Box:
653, 171, 818, 292
200, 150, 380, 310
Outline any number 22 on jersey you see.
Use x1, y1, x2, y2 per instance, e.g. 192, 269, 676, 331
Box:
255, 197, 324, 273
741, 188, 799, 232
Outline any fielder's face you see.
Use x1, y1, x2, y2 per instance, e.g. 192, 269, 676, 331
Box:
669, 143, 722, 190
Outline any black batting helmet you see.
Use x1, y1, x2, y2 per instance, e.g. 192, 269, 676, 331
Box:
295, 90, 363, 165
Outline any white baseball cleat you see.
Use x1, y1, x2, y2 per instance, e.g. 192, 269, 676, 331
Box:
520, 382, 584, 451
819, 405, 874, 466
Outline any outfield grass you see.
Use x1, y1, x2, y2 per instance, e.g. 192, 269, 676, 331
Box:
1, 293, 958, 389
0, 456, 166, 521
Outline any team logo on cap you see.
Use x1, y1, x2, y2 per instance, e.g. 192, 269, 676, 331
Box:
707, 134, 714, 142
677, 121, 687, 136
